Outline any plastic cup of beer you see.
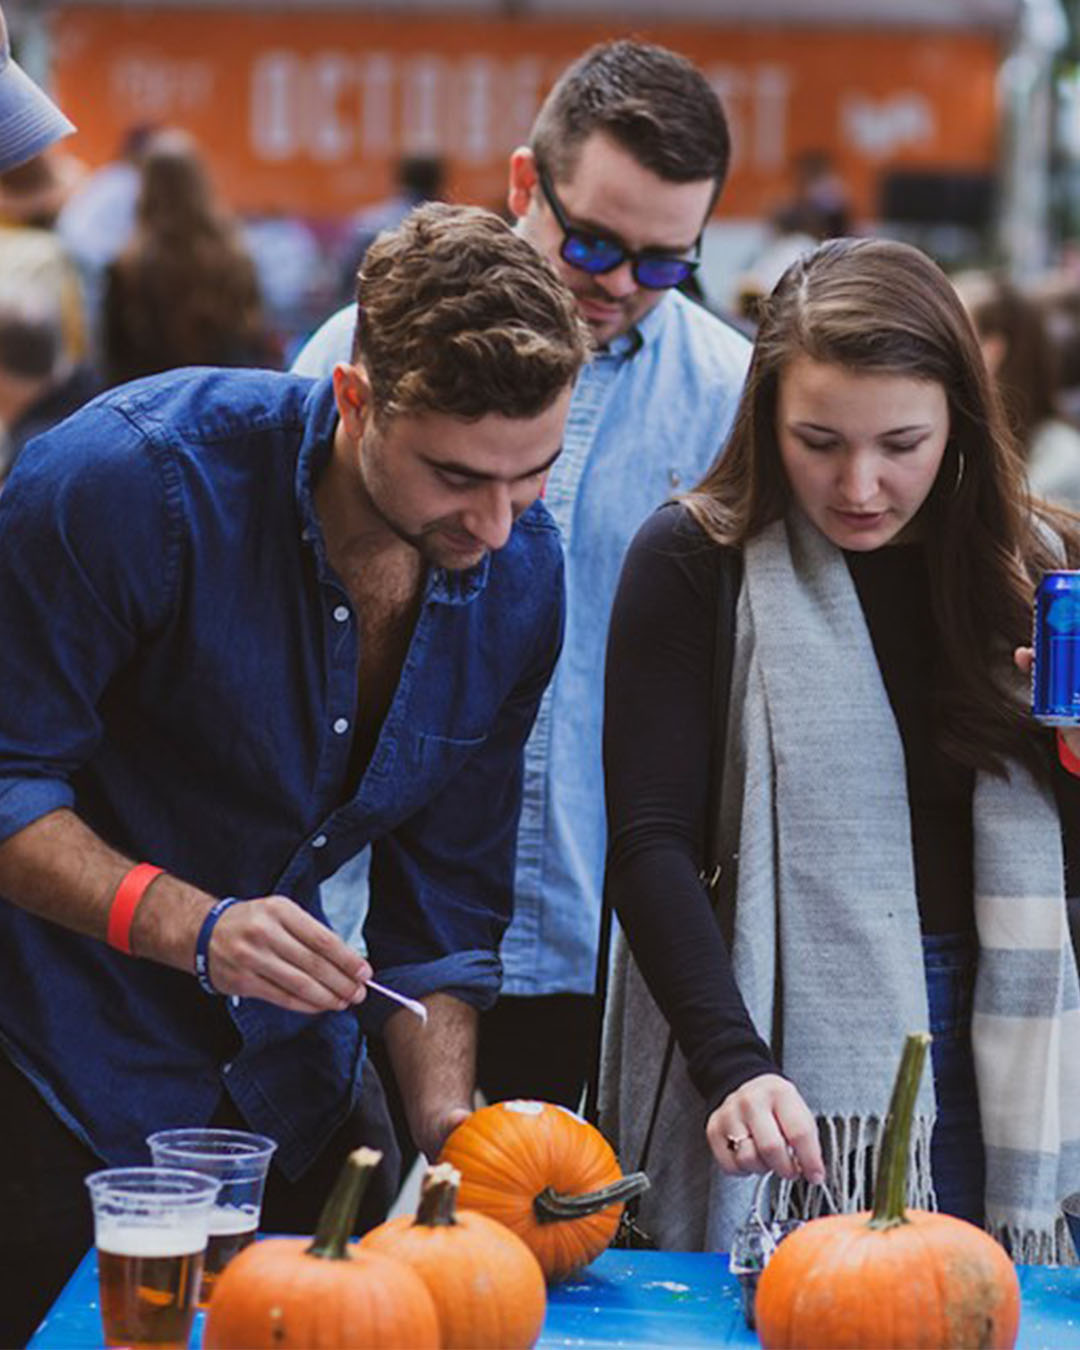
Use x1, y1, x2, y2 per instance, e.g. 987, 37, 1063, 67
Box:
146, 1128, 277, 1306
85, 1166, 220, 1349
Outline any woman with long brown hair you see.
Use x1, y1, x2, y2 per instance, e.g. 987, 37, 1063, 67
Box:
600, 236, 1080, 1261
954, 269, 1080, 512
102, 128, 274, 385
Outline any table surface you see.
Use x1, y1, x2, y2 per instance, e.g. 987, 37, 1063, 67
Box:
29, 1246, 1080, 1348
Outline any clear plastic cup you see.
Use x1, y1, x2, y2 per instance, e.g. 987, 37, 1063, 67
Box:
86, 1166, 220, 1348
146, 1128, 277, 1306
729, 1214, 802, 1328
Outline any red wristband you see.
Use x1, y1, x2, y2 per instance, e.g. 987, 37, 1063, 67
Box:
1057, 730, 1080, 778
106, 863, 164, 954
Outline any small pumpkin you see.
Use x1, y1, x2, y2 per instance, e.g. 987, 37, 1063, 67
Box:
203, 1147, 440, 1350
755, 1033, 1021, 1350
438, 1099, 648, 1282
361, 1161, 547, 1347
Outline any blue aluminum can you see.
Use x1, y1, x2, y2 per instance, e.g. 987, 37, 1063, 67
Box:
1033, 571, 1080, 724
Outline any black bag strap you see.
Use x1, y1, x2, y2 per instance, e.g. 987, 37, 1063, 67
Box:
585, 547, 741, 1135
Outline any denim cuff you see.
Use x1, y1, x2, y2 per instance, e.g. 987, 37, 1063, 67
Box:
0, 776, 75, 846
359, 949, 502, 1034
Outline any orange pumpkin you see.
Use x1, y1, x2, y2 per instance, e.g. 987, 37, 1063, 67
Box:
438, 1099, 648, 1282
755, 1034, 1021, 1350
361, 1161, 547, 1347
203, 1147, 440, 1350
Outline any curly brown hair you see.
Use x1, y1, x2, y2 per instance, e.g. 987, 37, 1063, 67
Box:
687, 236, 1080, 779
352, 202, 591, 423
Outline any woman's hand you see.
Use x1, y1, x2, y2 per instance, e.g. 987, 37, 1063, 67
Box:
706, 1073, 825, 1183
1014, 645, 1080, 759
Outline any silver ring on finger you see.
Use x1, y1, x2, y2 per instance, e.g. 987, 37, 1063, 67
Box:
726, 1133, 751, 1154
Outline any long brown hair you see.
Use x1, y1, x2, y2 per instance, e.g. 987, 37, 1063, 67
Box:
104, 129, 270, 384
687, 236, 1078, 777
953, 269, 1059, 451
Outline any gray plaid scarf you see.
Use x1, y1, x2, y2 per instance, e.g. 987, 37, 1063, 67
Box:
600, 510, 1080, 1261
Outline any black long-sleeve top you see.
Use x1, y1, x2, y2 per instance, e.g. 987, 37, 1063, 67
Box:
603, 503, 1080, 1115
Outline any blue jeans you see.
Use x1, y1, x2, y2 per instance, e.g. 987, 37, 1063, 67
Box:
924, 931, 986, 1226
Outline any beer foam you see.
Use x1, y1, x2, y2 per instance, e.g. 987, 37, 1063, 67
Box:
208, 1206, 258, 1237
96, 1222, 206, 1258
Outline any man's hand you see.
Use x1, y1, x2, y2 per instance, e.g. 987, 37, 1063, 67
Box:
706, 1073, 825, 1183
201, 896, 371, 1013
430, 1104, 472, 1153
0, 810, 371, 1016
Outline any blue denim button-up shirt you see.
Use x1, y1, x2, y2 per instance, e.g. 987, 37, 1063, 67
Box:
0, 368, 563, 1177
294, 292, 749, 996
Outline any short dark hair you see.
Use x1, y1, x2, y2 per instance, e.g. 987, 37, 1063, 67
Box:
355, 202, 591, 422
0, 300, 59, 377
396, 154, 445, 201
530, 40, 730, 191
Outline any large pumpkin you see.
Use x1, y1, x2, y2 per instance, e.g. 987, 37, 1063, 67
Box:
361, 1161, 547, 1347
755, 1034, 1020, 1350
203, 1147, 440, 1350
438, 1099, 648, 1282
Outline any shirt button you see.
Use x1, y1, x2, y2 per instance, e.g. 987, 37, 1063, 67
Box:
222, 1061, 233, 1075
333, 605, 350, 622
230, 995, 241, 1008
312, 833, 328, 849
333, 717, 349, 735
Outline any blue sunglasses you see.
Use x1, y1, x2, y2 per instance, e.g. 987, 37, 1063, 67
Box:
538, 167, 701, 291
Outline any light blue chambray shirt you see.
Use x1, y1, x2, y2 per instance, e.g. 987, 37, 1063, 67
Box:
292, 290, 750, 995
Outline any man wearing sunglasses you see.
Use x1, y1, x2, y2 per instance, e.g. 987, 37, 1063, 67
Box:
294, 39, 750, 1124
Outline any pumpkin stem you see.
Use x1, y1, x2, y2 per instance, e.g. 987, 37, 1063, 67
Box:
868, 1032, 931, 1231
534, 1171, 650, 1223
306, 1146, 384, 1260
414, 1163, 460, 1227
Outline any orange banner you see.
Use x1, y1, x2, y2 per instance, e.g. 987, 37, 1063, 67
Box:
49, 9, 1003, 222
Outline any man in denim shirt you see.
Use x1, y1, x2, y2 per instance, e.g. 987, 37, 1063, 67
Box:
295, 41, 751, 1115
0, 203, 589, 1344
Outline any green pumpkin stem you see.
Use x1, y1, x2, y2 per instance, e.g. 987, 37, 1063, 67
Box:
306, 1146, 384, 1260
534, 1171, 650, 1224
414, 1163, 460, 1227
868, 1032, 931, 1231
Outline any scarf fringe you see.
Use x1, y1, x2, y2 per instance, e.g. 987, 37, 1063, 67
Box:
765, 1114, 1078, 1267
768, 1114, 936, 1225
989, 1215, 1077, 1267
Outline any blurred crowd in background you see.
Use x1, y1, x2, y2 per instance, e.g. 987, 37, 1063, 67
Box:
0, 115, 466, 485
5, 10, 1080, 514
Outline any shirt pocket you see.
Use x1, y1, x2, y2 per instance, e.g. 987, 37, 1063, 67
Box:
414, 729, 489, 793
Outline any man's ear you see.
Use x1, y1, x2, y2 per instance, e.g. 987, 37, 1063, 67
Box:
331, 361, 373, 439
507, 146, 539, 222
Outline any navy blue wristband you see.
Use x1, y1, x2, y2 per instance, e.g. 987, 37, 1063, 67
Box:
194, 897, 244, 995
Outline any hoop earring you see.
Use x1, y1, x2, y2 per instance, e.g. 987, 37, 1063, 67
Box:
952, 447, 966, 495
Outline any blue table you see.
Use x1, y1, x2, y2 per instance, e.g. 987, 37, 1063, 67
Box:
29, 1247, 1080, 1348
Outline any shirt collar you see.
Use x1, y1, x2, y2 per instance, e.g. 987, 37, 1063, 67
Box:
634, 291, 674, 348
294, 377, 337, 563
426, 554, 491, 605
596, 290, 674, 360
